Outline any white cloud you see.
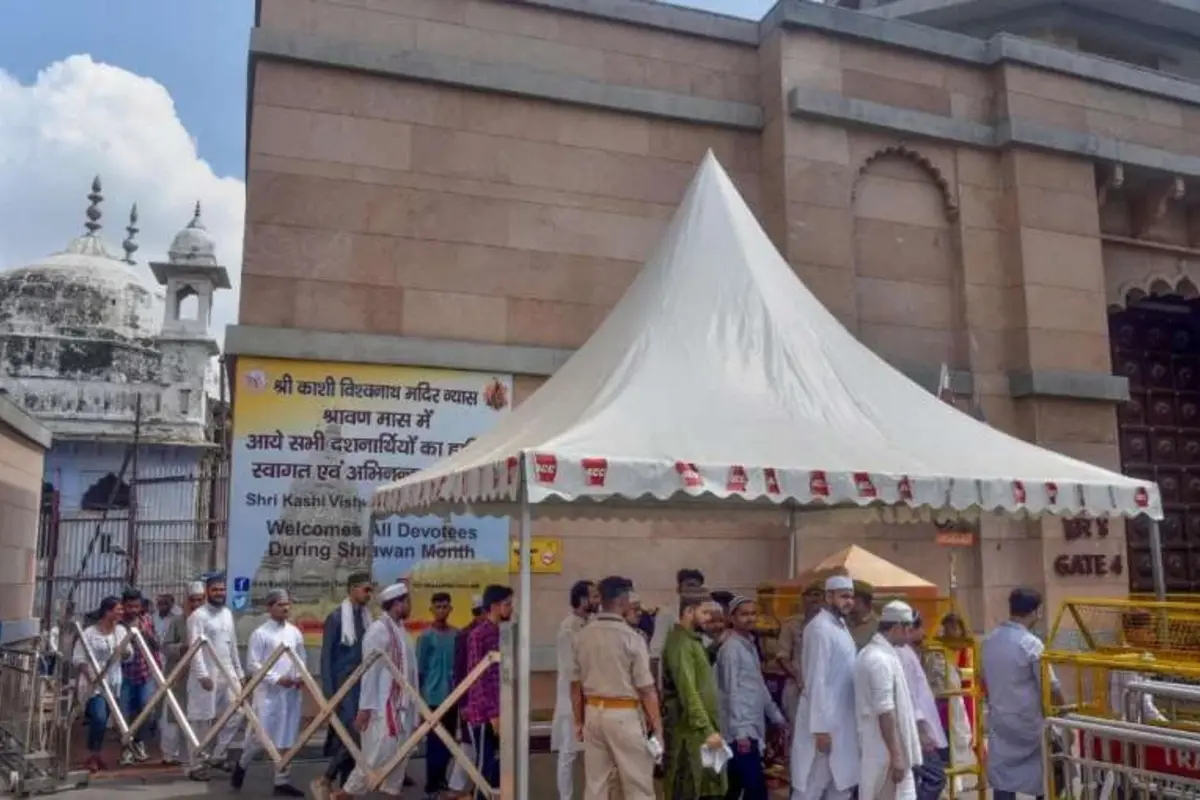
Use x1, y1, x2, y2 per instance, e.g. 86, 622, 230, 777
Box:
0, 54, 243, 345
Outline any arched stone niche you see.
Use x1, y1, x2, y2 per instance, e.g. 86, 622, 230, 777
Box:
850, 145, 964, 369
1107, 263, 1200, 311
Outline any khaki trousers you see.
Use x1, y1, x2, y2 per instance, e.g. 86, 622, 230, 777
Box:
583, 705, 654, 800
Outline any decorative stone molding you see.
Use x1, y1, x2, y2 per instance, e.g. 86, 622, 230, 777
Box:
1109, 268, 1200, 311
1008, 371, 1130, 403
1096, 163, 1125, 208
1131, 176, 1187, 238
851, 145, 960, 220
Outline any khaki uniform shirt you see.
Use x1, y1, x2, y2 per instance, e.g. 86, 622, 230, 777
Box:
572, 612, 655, 700
777, 615, 806, 686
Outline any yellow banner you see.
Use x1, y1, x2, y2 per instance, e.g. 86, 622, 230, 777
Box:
228, 356, 514, 641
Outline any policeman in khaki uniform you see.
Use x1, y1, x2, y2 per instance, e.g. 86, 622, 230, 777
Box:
571, 576, 665, 800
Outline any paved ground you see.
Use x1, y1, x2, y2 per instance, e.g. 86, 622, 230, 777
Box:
39, 757, 998, 799
63, 752, 551, 799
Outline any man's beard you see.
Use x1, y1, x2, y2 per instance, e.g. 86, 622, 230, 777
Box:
208, 597, 226, 607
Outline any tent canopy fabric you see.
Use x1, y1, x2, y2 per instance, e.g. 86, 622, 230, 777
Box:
372, 152, 1161, 522
788, 545, 938, 599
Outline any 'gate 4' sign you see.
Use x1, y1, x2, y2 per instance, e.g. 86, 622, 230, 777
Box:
1053, 553, 1123, 577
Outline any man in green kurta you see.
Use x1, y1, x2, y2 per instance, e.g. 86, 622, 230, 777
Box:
663, 593, 727, 800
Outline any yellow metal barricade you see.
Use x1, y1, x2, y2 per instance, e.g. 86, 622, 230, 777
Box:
69, 620, 513, 797
916, 606, 986, 799
1042, 598, 1200, 798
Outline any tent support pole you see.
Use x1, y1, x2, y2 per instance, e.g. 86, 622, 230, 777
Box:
1148, 519, 1166, 602
787, 506, 797, 580
517, 495, 533, 799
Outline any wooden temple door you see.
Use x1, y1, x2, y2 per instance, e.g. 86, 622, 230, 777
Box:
1111, 302, 1200, 595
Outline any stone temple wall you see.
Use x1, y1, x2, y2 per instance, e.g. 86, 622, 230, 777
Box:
0, 396, 49, 644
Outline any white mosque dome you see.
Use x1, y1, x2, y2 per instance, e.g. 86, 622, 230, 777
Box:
167, 202, 219, 267
0, 179, 164, 379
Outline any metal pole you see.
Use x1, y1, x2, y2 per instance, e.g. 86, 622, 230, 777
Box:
125, 393, 143, 587
499, 621, 516, 799
1148, 518, 1167, 601
787, 506, 796, 580
517, 493, 532, 799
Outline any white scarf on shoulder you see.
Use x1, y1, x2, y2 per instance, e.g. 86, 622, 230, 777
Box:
340, 599, 372, 648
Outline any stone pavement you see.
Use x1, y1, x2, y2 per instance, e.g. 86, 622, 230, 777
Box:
64, 751, 992, 799
69, 752, 542, 799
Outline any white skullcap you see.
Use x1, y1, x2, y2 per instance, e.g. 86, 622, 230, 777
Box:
188, 581, 206, 597
379, 582, 409, 604
880, 601, 914, 624
729, 595, 754, 612
471, 594, 483, 609
265, 587, 289, 605
824, 575, 853, 592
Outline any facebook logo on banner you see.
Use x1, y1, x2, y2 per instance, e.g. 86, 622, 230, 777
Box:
233, 577, 251, 592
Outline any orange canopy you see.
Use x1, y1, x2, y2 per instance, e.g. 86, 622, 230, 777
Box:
786, 545, 939, 599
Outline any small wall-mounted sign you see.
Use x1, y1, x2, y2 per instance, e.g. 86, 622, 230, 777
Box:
1062, 519, 1110, 541
508, 536, 563, 575
935, 531, 975, 547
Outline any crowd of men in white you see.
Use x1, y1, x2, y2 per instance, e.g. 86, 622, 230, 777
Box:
787, 575, 1057, 800
69, 575, 423, 799
67, 568, 1072, 800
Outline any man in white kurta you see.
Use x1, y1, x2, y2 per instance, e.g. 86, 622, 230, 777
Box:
336, 581, 420, 799
553, 580, 597, 800
231, 588, 306, 796
855, 602, 922, 800
186, 575, 245, 780
790, 575, 861, 800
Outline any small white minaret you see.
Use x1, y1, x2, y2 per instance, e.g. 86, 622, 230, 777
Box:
149, 201, 230, 426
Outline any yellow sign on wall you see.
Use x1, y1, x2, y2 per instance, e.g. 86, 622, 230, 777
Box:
509, 537, 563, 574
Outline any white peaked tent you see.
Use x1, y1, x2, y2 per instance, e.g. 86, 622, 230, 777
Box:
373, 152, 1163, 797
374, 152, 1160, 522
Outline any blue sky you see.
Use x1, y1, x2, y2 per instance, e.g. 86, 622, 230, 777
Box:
1, 0, 774, 182
0, 0, 773, 338
1, 0, 256, 180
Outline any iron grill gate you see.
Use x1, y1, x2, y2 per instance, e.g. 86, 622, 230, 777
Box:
36, 459, 228, 622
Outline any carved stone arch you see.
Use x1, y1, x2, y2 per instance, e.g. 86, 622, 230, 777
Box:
851, 145, 960, 221
1108, 267, 1200, 311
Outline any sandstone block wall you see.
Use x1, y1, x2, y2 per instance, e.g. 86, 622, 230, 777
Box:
0, 419, 47, 642
243, 0, 1200, 673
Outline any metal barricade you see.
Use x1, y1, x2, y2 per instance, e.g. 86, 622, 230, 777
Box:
69, 618, 516, 797
1046, 714, 1200, 799
1042, 598, 1200, 799
920, 632, 985, 798
0, 636, 87, 796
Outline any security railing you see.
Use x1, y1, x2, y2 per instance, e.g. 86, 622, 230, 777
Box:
68, 619, 515, 796
1046, 713, 1200, 799
0, 635, 87, 796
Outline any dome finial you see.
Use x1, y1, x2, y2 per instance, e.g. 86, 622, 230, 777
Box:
122, 203, 140, 265
84, 175, 103, 235
188, 200, 205, 230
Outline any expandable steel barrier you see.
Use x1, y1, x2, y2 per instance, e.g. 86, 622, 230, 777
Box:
0, 636, 88, 796
71, 619, 515, 796
1046, 713, 1200, 799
